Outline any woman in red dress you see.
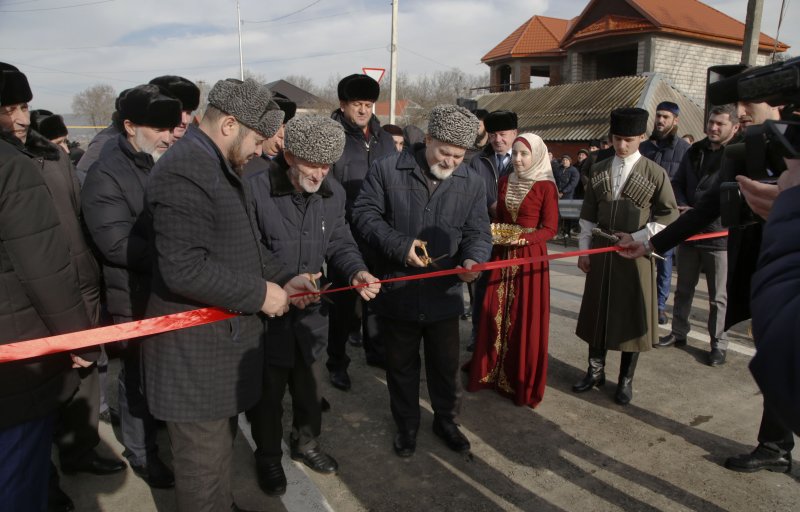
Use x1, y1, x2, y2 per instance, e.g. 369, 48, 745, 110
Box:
467, 132, 559, 408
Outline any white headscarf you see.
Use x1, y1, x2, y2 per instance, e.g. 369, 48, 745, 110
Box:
505, 132, 555, 219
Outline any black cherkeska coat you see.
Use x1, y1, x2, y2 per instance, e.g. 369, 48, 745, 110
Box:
248, 156, 367, 368
143, 125, 292, 423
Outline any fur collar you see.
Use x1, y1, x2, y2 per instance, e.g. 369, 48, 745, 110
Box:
24, 129, 63, 161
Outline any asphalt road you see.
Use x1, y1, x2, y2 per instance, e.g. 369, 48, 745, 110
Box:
59, 243, 798, 511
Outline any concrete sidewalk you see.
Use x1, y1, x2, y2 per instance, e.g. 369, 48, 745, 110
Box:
59, 243, 798, 511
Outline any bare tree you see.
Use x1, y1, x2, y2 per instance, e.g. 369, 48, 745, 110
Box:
71, 84, 116, 132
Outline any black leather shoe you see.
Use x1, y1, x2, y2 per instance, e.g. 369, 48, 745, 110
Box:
615, 377, 634, 405
393, 430, 417, 458
655, 333, 687, 348
290, 446, 338, 474
708, 348, 726, 366
130, 456, 174, 489
658, 310, 669, 325
62, 452, 127, 475
256, 462, 287, 496
329, 369, 351, 391
47, 484, 74, 512
433, 419, 471, 453
572, 371, 605, 392
724, 445, 792, 473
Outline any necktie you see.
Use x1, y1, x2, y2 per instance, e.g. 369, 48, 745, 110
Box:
496, 154, 505, 170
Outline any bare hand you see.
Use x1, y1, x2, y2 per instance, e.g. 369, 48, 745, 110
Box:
351, 270, 381, 301
262, 281, 290, 317
617, 239, 648, 259
778, 157, 800, 192
613, 232, 634, 245
284, 273, 322, 310
458, 259, 481, 283
736, 175, 778, 220
70, 354, 93, 369
577, 255, 591, 273
406, 240, 427, 268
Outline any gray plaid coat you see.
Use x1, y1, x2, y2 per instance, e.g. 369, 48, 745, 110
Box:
143, 125, 291, 422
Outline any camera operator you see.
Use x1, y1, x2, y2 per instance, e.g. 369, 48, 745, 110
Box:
618, 98, 793, 474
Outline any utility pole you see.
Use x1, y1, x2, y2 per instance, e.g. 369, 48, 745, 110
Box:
741, 0, 764, 65
236, 0, 245, 80
389, 0, 399, 125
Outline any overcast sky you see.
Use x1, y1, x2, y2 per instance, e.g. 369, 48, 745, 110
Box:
0, 0, 796, 113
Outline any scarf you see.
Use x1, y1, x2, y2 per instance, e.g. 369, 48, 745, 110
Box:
505, 132, 555, 220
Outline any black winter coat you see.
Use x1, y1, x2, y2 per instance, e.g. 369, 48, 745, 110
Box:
750, 185, 800, 435
75, 124, 119, 186
330, 110, 396, 222
23, 131, 101, 327
0, 136, 89, 429
142, 125, 292, 422
82, 134, 154, 319
467, 145, 513, 214
352, 146, 491, 323
640, 130, 690, 178
553, 164, 580, 199
670, 137, 728, 251
248, 157, 367, 368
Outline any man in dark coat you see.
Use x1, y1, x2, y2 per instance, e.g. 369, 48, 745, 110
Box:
0, 63, 118, 511
352, 104, 491, 458
464, 108, 489, 162
242, 95, 295, 178
619, 99, 792, 473
327, 74, 396, 391
247, 115, 380, 496
466, 109, 518, 349
148, 75, 200, 140
655, 105, 740, 366
574, 108, 678, 406
554, 154, 580, 199
82, 84, 185, 488
0, 69, 89, 512
640, 101, 691, 325
143, 78, 317, 511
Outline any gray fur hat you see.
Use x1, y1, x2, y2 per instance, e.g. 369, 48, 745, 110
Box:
284, 115, 345, 165
427, 105, 479, 149
207, 78, 284, 137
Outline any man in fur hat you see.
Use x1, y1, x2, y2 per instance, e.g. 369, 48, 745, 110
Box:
326, 74, 396, 392
573, 107, 678, 406
81, 84, 185, 489
148, 75, 200, 140
142, 78, 318, 511
641, 101, 690, 325
352, 104, 491, 458
246, 115, 380, 496
243, 94, 296, 177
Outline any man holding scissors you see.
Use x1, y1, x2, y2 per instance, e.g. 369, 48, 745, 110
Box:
247, 115, 380, 496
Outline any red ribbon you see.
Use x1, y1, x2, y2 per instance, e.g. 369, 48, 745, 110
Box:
0, 231, 727, 363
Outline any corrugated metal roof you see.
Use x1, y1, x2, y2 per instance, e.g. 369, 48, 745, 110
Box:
476, 74, 706, 142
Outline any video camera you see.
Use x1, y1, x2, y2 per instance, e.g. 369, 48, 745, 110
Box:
706, 57, 800, 227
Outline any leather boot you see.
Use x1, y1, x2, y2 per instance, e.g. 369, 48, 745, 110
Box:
572, 347, 607, 392
615, 352, 639, 405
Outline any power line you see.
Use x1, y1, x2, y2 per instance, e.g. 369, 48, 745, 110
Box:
244, 0, 323, 24
22, 62, 140, 85
0, 0, 116, 13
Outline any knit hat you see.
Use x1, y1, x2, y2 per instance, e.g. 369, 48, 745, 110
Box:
589, 139, 602, 148
284, 115, 345, 164
578, 148, 590, 157
31, 109, 68, 140
208, 78, 285, 138
561, 154, 572, 162
337, 74, 380, 102
610, 108, 648, 137
656, 101, 680, 116
0, 62, 32, 106
427, 105, 479, 149
483, 110, 518, 133
119, 84, 182, 129
149, 75, 200, 112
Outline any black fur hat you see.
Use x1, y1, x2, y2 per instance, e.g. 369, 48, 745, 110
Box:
0, 62, 33, 106
337, 74, 380, 102
31, 109, 68, 140
610, 108, 649, 136
119, 84, 182, 129
483, 110, 518, 133
274, 97, 296, 123
149, 75, 200, 112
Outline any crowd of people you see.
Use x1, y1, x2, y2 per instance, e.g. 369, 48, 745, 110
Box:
0, 57, 797, 512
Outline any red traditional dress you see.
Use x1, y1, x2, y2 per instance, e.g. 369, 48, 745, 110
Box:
467, 134, 559, 408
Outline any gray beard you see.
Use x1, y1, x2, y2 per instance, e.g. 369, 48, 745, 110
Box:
430, 163, 454, 180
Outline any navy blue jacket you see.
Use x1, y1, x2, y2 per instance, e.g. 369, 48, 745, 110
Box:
352, 147, 491, 323
248, 156, 367, 368
640, 131, 690, 178
553, 164, 580, 199
750, 185, 800, 435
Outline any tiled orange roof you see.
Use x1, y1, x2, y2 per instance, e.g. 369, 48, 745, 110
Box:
482, 15, 570, 62
374, 99, 411, 117
564, 0, 787, 50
